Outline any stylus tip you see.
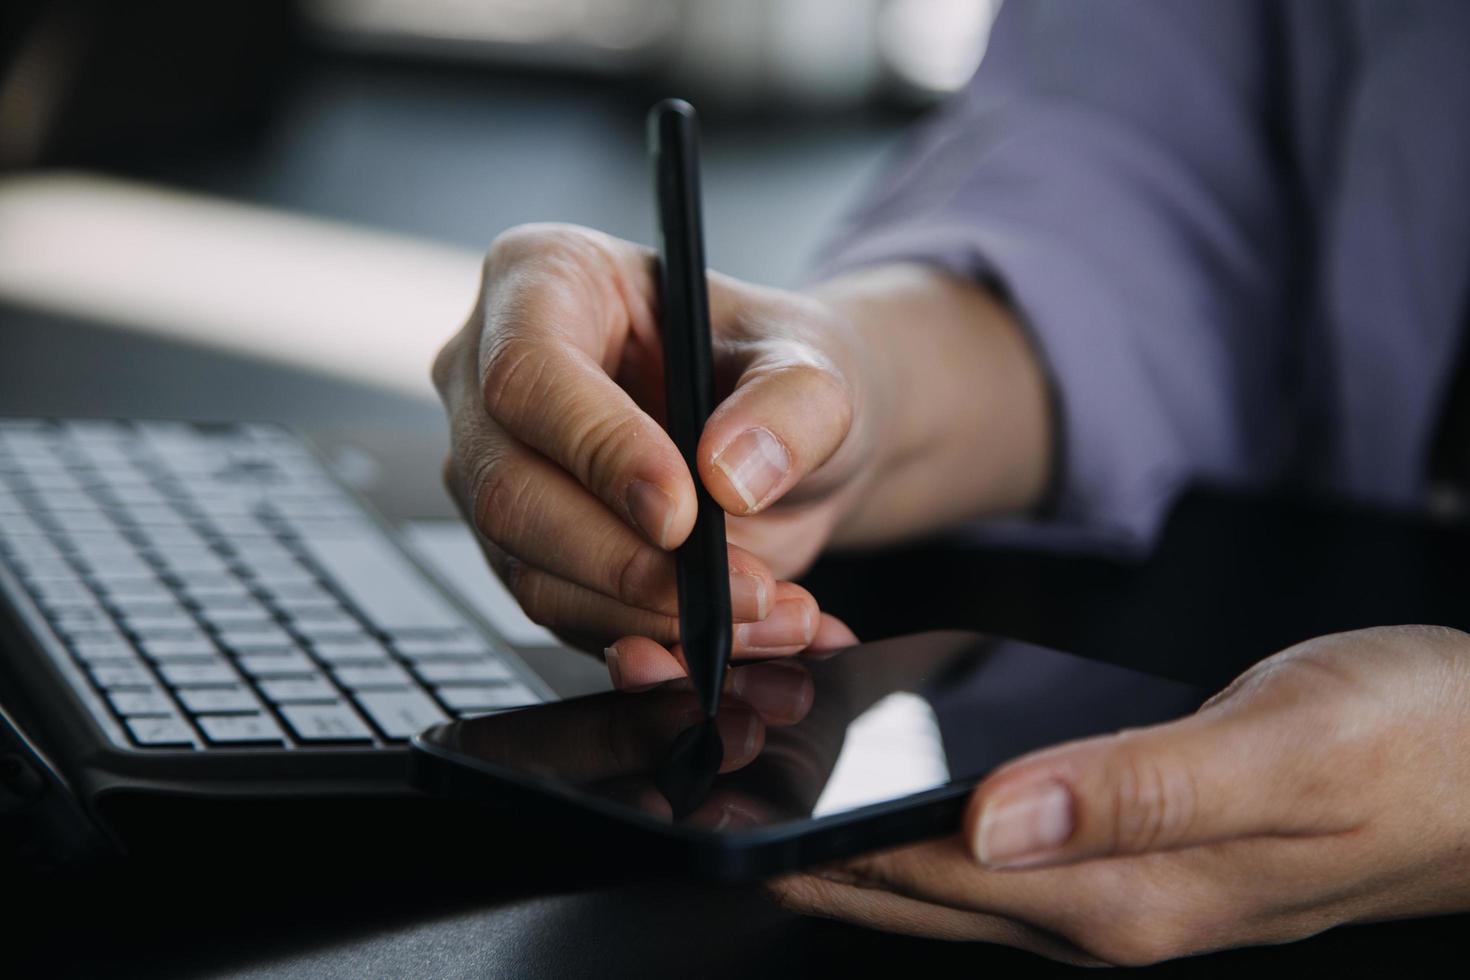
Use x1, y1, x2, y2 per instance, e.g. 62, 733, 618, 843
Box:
655, 719, 724, 820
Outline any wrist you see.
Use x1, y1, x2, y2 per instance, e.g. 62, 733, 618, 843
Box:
807, 264, 1053, 544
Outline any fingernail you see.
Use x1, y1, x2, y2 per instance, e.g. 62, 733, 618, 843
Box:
627, 480, 675, 547
715, 709, 762, 769
712, 428, 789, 512
603, 645, 623, 689
729, 661, 812, 723
728, 573, 770, 621
974, 780, 1074, 868
735, 598, 813, 650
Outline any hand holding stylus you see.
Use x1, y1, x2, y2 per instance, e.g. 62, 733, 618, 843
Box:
432, 224, 876, 661
433, 128, 1049, 681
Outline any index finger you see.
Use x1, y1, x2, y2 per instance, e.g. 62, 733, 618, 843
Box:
477, 225, 696, 549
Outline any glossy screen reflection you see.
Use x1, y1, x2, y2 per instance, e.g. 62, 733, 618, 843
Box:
415, 632, 1207, 834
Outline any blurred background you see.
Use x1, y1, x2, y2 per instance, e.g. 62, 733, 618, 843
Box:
0, 0, 1001, 408
0, 0, 1008, 549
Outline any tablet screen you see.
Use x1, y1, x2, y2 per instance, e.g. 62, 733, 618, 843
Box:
414, 632, 1207, 835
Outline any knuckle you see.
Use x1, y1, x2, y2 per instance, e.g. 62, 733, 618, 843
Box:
1089, 933, 1170, 968
484, 225, 620, 304
469, 450, 530, 544
480, 335, 550, 422
507, 564, 554, 627
1087, 911, 1201, 967
1108, 740, 1197, 854
568, 409, 647, 491
796, 363, 855, 433
492, 551, 523, 595
485, 223, 575, 272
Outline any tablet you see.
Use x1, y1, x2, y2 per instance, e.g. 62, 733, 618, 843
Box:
410, 632, 1207, 882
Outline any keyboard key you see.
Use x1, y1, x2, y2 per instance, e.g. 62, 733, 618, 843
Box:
125, 626, 208, 648
133, 525, 209, 549
48, 606, 113, 631
259, 677, 338, 703
118, 611, 200, 635
109, 595, 188, 618
154, 549, 232, 577
197, 609, 278, 632
91, 662, 157, 688
436, 684, 539, 712
295, 529, 464, 633
203, 515, 276, 538
197, 713, 284, 745
99, 479, 164, 503
237, 560, 317, 589
158, 661, 237, 686
92, 575, 169, 599
64, 529, 140, 552
310, 639, 390, 664
353, 689, 446, 740
108, 688, 175, 715
137, 637, 219, 661
56, 623, 129, 644
3, 535, 67, 561
258, 581, 332, 603
271, 596, 344, 620
0, 512, 50, 538
126, 716, 195, 747
25, 579, 94, 606
414, 660, 513, 685
70, 637, 139, 664
236, 651, 318, 679
179, 577, 252, 600
75, 553, 154, 579
187, 492, 260, 520
291, 618, 369, 644
279, 703, 374, 743
29, 488, 95, 512
38, 595, 108, 620
176, 686, 262, 714
216, 625, 294, 651
47, 509, 114, 532
14, 557, 80, 582
394, 634, 495, 659
332, 662, 413, 690
189, 592, 266, 613
118, 502, 186, 526
24, 470, 84, 493
228, 541, 297, 567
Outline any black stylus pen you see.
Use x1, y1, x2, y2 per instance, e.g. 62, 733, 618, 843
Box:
649, 99, 732, 721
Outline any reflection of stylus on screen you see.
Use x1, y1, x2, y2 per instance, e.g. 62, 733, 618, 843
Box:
649, 98, 731, 724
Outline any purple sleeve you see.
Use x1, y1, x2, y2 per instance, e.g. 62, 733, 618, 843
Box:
814, 0, 1300, 546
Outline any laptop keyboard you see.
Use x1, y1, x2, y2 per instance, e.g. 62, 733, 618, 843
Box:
0, 419, 543, 750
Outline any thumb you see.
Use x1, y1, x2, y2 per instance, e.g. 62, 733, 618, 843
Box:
697, 349, 854, 516
962, 698, 1352, 870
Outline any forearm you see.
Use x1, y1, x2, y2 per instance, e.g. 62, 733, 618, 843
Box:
808, 264, 1053, 547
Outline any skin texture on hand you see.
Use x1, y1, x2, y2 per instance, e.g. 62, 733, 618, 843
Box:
432, 224, 1050, 657
767, 625, 1470, 966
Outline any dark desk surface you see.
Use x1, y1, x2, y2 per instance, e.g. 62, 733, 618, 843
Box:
7, 304, 1470, 979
